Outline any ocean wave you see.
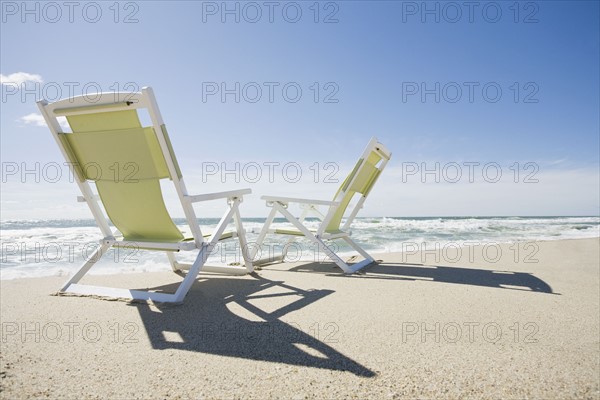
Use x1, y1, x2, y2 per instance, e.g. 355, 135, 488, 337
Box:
1, 217, 598, 279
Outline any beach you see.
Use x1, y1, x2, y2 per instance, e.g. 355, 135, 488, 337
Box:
2, 0, 599, 398
1, 238, 599, 399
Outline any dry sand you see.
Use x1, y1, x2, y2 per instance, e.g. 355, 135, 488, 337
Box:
1, 238, 599, 399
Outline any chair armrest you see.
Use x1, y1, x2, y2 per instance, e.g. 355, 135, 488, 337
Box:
185, 188, 252, 203
261, 195, 339, 207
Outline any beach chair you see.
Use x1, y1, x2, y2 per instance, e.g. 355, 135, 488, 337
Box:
37, 87, 253, 303
253, 138, 391, 273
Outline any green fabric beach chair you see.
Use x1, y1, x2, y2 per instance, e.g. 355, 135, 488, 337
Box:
253, 138, 391, 273
37, 87, 253, 303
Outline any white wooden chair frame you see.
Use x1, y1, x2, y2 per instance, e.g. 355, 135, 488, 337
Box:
37, 87, 253, 303
253, 138, 391, 274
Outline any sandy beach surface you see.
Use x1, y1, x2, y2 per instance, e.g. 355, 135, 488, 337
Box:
1, 238, 599, 399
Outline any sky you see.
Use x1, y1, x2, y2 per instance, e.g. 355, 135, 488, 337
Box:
1, 0, 599, 219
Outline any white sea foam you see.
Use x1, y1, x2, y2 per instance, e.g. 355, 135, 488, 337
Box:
1, 217, 598, 279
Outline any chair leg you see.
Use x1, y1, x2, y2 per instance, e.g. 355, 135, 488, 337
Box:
166, 200, 252, 277
271, 203, 353, 273
192, 199, 249, 275
342, 236, 375, 262
233, 205, 253, 272
253, 203, 374, 274
273, 203, 376, 273
59, 201, 249, 302
166, 252, 180, 272
60, 241, 111, 292
281, 206, 310, 260
311, 236, 375, 273
281, 237, 298, 261
252, 207, 279, 264
172, 244, 210, 303
311, 236, 354, 273
59, 240, 204, 302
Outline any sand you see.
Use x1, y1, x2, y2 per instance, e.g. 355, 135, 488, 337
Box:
1, 238, 599, 399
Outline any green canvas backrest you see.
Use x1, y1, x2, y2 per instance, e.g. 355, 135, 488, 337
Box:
325, 149, 386, 233
59, 109, 184, 243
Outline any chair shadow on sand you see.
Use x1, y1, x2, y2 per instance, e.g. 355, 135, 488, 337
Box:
284, 261, 556, 294
131, 273, 375, 377
131, 259, 554, 378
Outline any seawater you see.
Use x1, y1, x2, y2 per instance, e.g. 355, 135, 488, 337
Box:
1, 217, 598, 279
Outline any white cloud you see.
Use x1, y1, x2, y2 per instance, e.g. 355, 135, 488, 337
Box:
549, 158, 568, 166
19, 113, 47, 127
0, 72, 43, 86
18, 113, 69, 130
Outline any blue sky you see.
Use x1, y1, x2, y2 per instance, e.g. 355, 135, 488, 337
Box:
1, 1, 599, 218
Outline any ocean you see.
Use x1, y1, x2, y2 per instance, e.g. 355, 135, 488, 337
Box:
1, 216, 598, 280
